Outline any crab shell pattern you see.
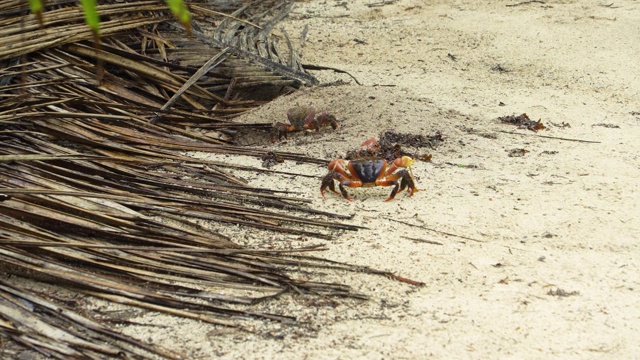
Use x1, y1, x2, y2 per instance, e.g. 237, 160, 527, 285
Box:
320, 156, 417, 201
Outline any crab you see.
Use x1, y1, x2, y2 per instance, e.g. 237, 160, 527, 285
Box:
320, 140, 418, 201
274, 105, 338, 140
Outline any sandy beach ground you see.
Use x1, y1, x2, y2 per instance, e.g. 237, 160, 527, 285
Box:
28, 1, 640, 358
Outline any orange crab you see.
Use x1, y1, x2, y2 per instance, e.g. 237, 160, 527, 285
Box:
320, 139, 418, 201
274, 105, 338, 140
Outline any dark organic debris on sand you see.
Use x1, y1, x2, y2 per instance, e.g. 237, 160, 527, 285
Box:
507, 148, 529, 157
499, 113, 546, 131
346, 131, 443, 162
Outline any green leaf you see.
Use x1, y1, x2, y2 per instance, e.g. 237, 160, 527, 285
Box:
165, 0, 191, 35
27, 0, 44, 25
79, 0, 100, 35
27, 0, 43, 13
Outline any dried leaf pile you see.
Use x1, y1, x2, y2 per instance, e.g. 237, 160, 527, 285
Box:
0, 1, 382, 358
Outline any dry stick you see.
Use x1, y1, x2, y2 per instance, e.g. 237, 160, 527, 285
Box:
383, 217, 485, 243
277, 254, 425, 286
0, 281, 180, 360
506, 0, 545, 7
302, 64, 363, 85
151, 48, 230, 124
0, 241, 328, 254
401, 236, 443, 246
497, 130, 601, 143
184, 23, 318, 86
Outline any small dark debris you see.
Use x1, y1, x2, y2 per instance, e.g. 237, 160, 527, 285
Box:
631, 111, 640, 116
459, 125, 476, 134
507, 0, 547, 7
447, 53, 457, 61
542, 232, 556, 238
498, 277, 509, 284
347, 131, 443, 162
353, 38, 367, 45
499, 113, 546, 132
480, 133, 498, 139
379, 130, 444, 149
319, 79, 352, 88
537, 256, 546, 262
492, 263, 504, 268
419, 154, 433, 162
380, 299, 402, 309
335, 1, 349, 9
301, 298, 340, 308
592, 123, 620, 128
0, 194, 10, 202
539, 150, 558, 155
460, 126, 497, 139
550, 121, 571, 128
547, 288, 580, 297
366, 0, 398, 7
507, 148, 529, 157
445, 162, 478, 169
491, 64, 510, 73
261, 151, 284, 168
499, 101, 506, 106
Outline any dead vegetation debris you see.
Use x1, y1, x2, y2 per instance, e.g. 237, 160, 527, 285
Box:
592, 123, 620, 128
261, 151, 285, 168
547, 288, 580, 297
499, 113, 546, 132
346, 131, 443, 162
507, 148, 529, 157
549, 121, 572, 128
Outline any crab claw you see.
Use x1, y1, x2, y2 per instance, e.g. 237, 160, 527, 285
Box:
314, 111, 339, 130
390, 156, 419, 195
321, 170, 353, 201
396, 156, 415, 168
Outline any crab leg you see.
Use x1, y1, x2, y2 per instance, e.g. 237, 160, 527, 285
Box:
320, 171, 362, 201
309, 112, 339, 131
376, 169, 416, 202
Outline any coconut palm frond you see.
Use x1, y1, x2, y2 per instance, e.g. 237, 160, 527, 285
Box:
0, 1, 384, 358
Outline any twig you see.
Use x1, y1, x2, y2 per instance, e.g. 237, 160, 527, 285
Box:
185, 23, 319, 86
387, 274, 424, 286
302, 64, 362, 85
497, 130, 601, 143
276, 254, 424, 286
383, 217, 485, 243
506, 0, 545, 7
366, 0, 399, 7
151, 48, 229, 123
0, 241, 329, 254
401, 236, 443, 246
